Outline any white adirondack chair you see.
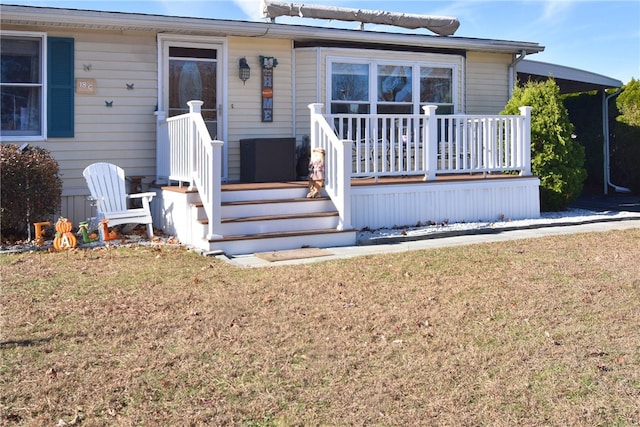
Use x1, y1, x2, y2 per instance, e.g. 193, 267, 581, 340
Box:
83, 162, 155, 238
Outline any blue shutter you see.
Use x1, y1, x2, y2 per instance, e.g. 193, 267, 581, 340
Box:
47, 37, 74, 138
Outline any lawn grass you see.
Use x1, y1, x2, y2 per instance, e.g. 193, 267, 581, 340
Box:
2, 229, 639, 426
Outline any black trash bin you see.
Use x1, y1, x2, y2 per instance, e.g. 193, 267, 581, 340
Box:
240, 137, 296, 182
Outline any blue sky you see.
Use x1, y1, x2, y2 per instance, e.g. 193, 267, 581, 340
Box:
4, 0, 639, 83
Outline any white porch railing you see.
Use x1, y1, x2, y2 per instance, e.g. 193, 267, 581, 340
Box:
325, 105, 532, 181
156, 102, 531, 240
164, 101, 223, 240
310, 103, 532, 232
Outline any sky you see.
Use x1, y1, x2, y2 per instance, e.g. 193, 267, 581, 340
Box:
3, 0, 639, 84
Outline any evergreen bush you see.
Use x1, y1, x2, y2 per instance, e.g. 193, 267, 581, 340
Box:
616, 78, 640, 127
613, 79, 640, 193
1, 144, 62, 239
502, 79, 586, 211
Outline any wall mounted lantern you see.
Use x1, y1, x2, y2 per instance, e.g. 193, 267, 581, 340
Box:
238, 57, 251, 84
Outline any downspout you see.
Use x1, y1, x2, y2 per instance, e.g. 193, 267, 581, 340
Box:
508, 50, 526, 98
602, 88, 630, 194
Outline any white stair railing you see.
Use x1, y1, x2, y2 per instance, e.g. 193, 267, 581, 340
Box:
166, 111, 193, 185
309, 103, 352, 231
165, 100, 223, 240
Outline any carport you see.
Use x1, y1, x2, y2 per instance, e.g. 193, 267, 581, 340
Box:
516, 59, 626, 194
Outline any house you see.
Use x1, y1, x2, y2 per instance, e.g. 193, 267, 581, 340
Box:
2, 3, 605, 255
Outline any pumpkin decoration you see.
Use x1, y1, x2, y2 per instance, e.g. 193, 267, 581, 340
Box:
55, 217, 73, 234
52, 217, 77, 251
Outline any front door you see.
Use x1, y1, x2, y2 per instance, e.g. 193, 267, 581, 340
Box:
159, 37, 226, 181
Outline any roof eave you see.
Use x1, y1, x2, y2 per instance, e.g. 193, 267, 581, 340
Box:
517, 59, 623, 92
0, 4, 544, 55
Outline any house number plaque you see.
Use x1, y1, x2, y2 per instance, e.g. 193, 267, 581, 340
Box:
260, 56, 277, 122
75, 78, 96, 95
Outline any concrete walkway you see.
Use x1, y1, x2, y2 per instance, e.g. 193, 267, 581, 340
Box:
217, 193, 640, 267
221, 216, 640, 268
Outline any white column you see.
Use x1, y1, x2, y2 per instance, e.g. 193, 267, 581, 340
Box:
155, 111, 169, 184
519, 106, 532, 176
337, 138, 352, 230
422, 105, 438, 181
207, 139, 224, 240
309, 103, 324, 151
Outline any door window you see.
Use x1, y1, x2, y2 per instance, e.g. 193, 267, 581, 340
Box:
168, 46, 218, 138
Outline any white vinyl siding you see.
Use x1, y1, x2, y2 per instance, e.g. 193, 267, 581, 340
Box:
294, 48, 320, 141
226, 36, 293, 181
59, 30, 158, 188
465, 51, 512, 114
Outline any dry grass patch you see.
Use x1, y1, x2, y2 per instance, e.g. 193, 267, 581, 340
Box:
2, 230, 639, 426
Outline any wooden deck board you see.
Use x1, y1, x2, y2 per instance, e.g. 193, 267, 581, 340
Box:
219, 174, 530, 191
159, 174, 532, 194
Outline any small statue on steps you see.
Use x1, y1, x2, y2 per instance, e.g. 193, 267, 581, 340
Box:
307, 147, 325, 198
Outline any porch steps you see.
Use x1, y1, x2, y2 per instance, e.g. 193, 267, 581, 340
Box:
185, 183, 357, 256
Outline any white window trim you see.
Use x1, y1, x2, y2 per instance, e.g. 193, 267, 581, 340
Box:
326, 55, 460, 114
0, 30, 47, 142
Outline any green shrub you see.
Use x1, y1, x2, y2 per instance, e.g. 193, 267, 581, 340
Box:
613, 79, 640, 194
502, 79, 586, 211
616, 78, 640, 127
1, 144, 62, 239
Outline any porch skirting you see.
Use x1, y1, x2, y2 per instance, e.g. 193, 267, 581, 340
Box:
350, 176, 540, 230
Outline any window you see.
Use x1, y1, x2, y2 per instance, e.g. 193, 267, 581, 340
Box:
1, 35, 43, 137
0, 32, 74, 140
420, 67, 453, 114
378, 65, 413, 114
328, 57, 456, 115
168, 46, 217, 118
330, 62, 370, 114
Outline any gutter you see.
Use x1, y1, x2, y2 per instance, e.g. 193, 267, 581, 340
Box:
602, 88, 630, 194
508, 50, 527, 98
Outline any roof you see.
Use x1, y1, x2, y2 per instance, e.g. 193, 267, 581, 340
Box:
516, 59, 623, 94
0, 4, 544, 55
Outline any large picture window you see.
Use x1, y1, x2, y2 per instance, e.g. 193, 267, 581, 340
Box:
329, 57, 456, 115
1, 35, 43, 137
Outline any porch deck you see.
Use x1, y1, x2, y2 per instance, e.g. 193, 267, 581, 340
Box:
218, 172, 529, 192
154, 102, 539, 254
154, 172, 539, 254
